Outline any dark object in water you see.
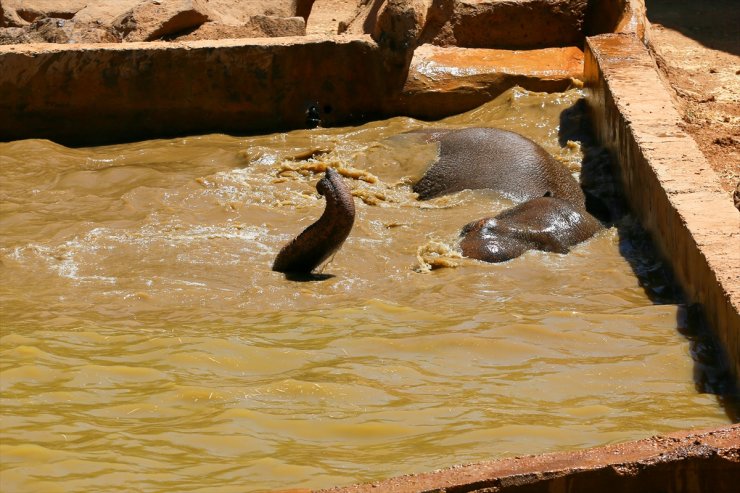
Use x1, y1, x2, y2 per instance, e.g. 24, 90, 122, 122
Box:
272, 168, 355, 274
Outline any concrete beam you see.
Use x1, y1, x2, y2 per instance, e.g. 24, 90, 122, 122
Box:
584, 33, 740, 381
0, 36, 388, 145
315, 425, 740, 493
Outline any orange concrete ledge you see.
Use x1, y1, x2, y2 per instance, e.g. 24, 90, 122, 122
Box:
0, 35, 590, 145
584, 33, 740, 381
0, 35, 389, 145
399, 44, 584, 119
311, 425, 739, 493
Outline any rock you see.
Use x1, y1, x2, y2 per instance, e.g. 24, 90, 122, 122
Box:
113, 0, 213, 42
372, 0, 432, 50
305, 0, 364, 35
398, 44, 584, 118
207, 0, 301, 26
73, 0, 142, 26
176, 16, 306, 41
172, 23, 256, 42
1, 1, 121, 42
13, 0, 88, 23
65, 20, 120, 44
1, 0, 26, 27
2, 17, 120, 44
419, 0, 589, 49
363, 0, 432, 81
0, 17, 76, 44
0, 27, 30, 44
245, 15, 306, 37
2, 0, 90, 27
28, 17, 73, 43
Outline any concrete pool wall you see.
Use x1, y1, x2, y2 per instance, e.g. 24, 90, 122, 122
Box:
0, 0, 645, 145
0, 35, 587, 145
584, 33, 740, 385
315, 425, 740, 493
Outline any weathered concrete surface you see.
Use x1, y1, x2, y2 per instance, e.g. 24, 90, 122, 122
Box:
586, 0, 648, 38
0, 36, 388, 145
584, 33, 740, 381
399, 44, 583, 118
113, 0, 212, 42
305, 0, 364, 35
314, 425, 740, 492
419, 0, 589, 49
0, 34, 589, 144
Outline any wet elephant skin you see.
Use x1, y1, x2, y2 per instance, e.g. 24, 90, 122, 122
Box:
459, 197, 602, 263
272, 168, 355, 274
412, 127, 586, 207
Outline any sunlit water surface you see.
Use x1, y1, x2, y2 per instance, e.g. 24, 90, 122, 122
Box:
0, 88, 731, 492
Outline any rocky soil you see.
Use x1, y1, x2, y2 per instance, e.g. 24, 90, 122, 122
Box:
645, 0, 740, 207
0, 0, 312, 42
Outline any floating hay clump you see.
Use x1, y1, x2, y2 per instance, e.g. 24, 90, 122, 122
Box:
277, 160, 378, 184
414, 240, 463, 272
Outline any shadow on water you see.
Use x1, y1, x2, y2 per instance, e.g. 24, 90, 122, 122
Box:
645, 0, 739, 56
282, 272, 335, 282
559, 98, 740, 422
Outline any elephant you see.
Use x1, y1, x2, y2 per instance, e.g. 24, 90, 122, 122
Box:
458, 196, 602, 263
272, 168, 355, 274
272, 127, 602, 273
412, 127, 601, 263
411, 127, 586, 208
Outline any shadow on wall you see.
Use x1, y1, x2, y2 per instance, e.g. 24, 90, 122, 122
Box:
645, 0, 739, 55
558, 99, 740, 423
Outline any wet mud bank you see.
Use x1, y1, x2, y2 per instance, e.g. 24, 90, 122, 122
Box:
316, 425, 740, 493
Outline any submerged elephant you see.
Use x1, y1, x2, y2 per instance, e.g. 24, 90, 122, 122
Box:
412, 127, 601, 263
272, 127, 602, 273
412, 127, 586, 207
459, 197, 602, 263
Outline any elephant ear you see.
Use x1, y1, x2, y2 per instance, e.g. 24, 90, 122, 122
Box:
412, 152, 472, 200
412, 171, 446, 200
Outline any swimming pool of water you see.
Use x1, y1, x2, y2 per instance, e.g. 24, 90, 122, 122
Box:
0, 88, 731, 492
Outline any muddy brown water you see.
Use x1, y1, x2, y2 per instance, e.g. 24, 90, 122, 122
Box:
0, 88, 731, 493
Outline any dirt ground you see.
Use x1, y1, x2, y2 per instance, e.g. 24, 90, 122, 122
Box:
645, 0, 739, 204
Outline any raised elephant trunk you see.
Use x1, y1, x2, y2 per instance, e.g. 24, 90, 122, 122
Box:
272, 168, 356, 274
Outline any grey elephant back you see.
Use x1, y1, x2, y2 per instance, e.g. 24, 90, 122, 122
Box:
412, 127, 585, 207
